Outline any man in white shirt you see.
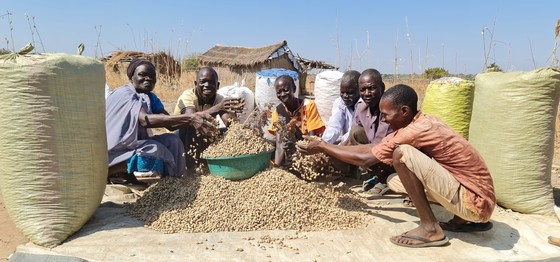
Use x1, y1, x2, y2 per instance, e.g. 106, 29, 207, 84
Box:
321, 70, 361, 144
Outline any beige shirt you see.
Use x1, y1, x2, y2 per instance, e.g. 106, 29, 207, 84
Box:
173, 88, 224, 115
371, 112, 495, 220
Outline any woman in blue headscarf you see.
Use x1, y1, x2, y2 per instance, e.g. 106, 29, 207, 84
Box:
106, 58, 214, 185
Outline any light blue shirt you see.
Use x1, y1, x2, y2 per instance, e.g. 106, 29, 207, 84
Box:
321, 97, 361, 144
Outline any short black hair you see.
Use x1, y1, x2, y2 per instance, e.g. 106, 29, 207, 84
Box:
361, 68, 385, 92
197, 66, 219, 80
340, 70, 360, 88
275, 75, 297, 92
382, 84, 418, 114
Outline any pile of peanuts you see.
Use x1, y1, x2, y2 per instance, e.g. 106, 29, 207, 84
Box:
291, 136, 342, 181
202, 121, 274, 158
126, 168, 370, 233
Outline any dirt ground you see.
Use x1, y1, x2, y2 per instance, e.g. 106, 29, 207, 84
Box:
3, 179, 560, 262
2, 162, 560, 261
0, 193, 28, 261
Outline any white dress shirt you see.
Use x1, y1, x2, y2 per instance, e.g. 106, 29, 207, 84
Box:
321, 97, 361, 144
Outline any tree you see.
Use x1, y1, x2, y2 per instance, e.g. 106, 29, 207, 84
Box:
422, 67, 449, 80
485, 62, 503, 72
181, 53, 200, 71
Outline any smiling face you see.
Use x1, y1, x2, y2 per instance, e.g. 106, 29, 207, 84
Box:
131, 64, 156, 94
195, 68, 220, 103
379, 96, 409, 131
358, 74, 383, 109
274, 77, 296, 105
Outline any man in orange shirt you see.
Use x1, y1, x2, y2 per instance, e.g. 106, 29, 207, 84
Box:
297, 84, 495, 248
268, 75, 325, 168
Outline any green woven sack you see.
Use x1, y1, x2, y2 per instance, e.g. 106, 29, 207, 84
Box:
0, 53, 107, 247
421, 77, 474, 139
469, 68, 560, 216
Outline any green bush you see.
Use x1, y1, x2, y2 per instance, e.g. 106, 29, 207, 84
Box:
485, 62, 503, 72
422, 67, 449, 80
182, 53, 200, 71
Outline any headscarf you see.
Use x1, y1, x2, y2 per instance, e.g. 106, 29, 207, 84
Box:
127, 58, 155, 80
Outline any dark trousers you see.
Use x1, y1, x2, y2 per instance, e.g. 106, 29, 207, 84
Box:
346, 126, 395, 183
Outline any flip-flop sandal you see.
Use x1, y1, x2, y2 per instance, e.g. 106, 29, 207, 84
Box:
548, 236, 560, 247
402, 196, 415, 207
109, 173, 149, 189
390, 234, 449, 248
439, 221, 493, 232
367, 183, 390, 196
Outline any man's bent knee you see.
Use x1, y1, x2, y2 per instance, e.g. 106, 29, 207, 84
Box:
392, 147, 403, 167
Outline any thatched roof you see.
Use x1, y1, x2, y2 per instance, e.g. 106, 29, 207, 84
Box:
199, 40, 288, 67
101, 50, 181, 77
198, 40, 336, 71
296, 54, 337, 71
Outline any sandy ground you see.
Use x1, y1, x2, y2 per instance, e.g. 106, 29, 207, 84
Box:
2, 179, 560, 262
2, 170, 560, 261
0, 193, 28, 261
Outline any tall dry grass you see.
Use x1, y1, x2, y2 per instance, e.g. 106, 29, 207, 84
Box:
387, 79, 430, 107
105, 66, 430, 106
105, 64, 259, 103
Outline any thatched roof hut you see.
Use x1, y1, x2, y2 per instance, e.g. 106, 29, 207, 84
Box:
197, 40, 335, 92
101, 51, 181, 78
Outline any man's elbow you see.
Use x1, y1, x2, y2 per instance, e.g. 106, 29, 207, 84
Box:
358, 152, 377, 167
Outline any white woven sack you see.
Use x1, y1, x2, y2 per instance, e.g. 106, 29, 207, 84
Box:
217, 85, 255, 123
0, 53, 107, 247
254, 69, 299, 111
314, 71, 343, 124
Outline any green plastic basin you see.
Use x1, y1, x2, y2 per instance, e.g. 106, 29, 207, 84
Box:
204, 150, 273, 180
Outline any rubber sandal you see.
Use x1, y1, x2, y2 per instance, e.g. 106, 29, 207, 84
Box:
439, 221, 493, 232
548, 236, 560, 247
367, 183, 389, 196
390, 233, 449, 248
402, 196, 415, 207
109, 173, 149, 189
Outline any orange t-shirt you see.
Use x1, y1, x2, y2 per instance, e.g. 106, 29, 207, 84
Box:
371, 112, 495, 221
268, 98, 325, 136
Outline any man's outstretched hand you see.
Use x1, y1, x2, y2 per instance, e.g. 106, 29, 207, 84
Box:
295, 135, 325, 155
222, 97, 246, 114
191, 111, 217, 133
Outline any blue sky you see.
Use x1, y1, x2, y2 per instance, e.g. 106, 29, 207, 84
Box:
2, 0, 559, 74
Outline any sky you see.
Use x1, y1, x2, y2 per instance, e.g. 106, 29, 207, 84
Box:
1, 0, 559, 75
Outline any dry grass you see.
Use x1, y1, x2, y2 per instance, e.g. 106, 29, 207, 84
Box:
105, 65, 430, 105
387, 79, 430, 107
105, 66, 255, 102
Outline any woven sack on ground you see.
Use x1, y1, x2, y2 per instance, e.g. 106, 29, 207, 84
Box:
0, 53, 107, 247
421, 77, 474, 139
314, 70, 343, 124
469, 68, 560, 216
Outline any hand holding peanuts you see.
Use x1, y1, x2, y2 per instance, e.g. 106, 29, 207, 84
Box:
296, 135, 324, 155
222, 97, 246, 114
